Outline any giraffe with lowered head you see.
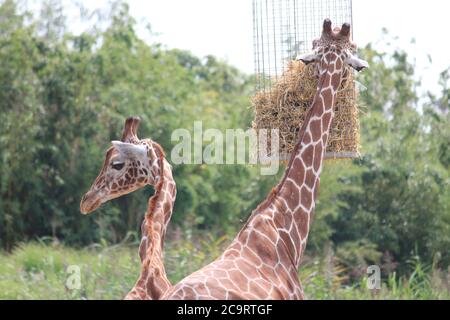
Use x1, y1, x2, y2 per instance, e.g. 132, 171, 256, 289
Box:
161, 19, 368, 300
80, 117, 177, 300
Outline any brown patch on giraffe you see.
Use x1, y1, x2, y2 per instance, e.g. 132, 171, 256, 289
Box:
249, 281, 270, 297
322, 111, 332, 130
163, 201, 171, 214
218, 278, 241, 292
302, 131, 312, 145
328, 63, 335, 74
254, 217, 278, 242
311, 96, 324, 118
237, 259, 259, 280
331, 72, 342, 91
227, 290, 247, 300
300, 186, 313, 211
219, 260, 237, 271
224, 248, 240, 259
111, 183, 118, 190
335, 57, 342, 70
278, 230, 296, 264
274, 198, 288, 215
290, 158, 306, 185
310, 119, 322, 142
295, 209, 310, 239
325, 52, 334, 61
275, 264, 291, 287
283, 183, 299, 209
118, 179, 124, 186
270, 285, 288, 299
195, 282, 209, 295
273, 207, 285, 229
321, 73, 331, 88
229, 269, 249, 292
207, 282, 228, 298
138, 177, 145, 183
322, 133, 329, 146
212, 269, 228, 279
258, 264, 280, 285
241, 247, 262, 267
183, 286, 197, 298
301, 144, 314, 168
248, 230, 277, 263
304, 169, 316, 190
321, 88, 333, 109
289, 222, 301, 254
313, 143, 323, 172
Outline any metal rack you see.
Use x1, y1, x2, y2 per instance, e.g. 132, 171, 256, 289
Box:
253, 0, 353, 92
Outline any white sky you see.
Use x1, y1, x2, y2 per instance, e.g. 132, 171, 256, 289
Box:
64, 0, 450, 95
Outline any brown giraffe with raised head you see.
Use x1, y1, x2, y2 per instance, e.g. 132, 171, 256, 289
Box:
80, 117, 177, 300
161, 19, 368, 300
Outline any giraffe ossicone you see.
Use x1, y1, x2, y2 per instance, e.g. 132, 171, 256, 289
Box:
80, 116, 177, 300
160, 19, 368, 300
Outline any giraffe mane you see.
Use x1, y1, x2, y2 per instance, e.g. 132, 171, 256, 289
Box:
146, 141, 166, 224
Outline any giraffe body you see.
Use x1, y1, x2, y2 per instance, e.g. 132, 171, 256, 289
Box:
162, 19, 367, 300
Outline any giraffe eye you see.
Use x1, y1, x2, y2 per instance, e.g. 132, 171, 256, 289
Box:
112, 162, 125, 171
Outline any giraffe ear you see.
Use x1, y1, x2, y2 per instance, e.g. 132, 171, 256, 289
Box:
111, 141, 147, 158
346, 54, 369, 72
296, 52, 318, 65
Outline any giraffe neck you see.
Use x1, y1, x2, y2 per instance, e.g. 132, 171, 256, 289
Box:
235, 59, 343, 270
126, 146, 177, 300
277, 59, 343, 267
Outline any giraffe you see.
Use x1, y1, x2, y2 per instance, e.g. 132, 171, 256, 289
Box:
80, 117, 177, 300
161, 19, 368, 300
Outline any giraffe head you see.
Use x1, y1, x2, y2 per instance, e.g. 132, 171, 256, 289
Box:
296, 19, 368, 73
80, 117, 164, 214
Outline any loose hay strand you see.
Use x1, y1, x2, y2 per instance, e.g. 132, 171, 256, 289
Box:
252, 60, 360, 162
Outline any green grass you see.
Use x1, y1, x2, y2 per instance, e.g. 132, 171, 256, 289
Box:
0, 240, 449, 300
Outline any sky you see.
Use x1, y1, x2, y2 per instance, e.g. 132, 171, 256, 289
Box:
64, 0, 449, 95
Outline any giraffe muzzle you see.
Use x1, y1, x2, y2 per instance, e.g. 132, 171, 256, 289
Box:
80, 191, 103, 215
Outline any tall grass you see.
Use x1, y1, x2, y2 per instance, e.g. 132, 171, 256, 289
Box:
0, 240, 448, 300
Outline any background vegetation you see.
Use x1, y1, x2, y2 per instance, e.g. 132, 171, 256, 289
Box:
0, 0, 449, 299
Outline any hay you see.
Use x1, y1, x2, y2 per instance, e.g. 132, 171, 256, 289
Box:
252, 60, 360, 162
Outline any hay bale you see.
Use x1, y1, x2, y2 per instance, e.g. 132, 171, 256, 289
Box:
252, 60, 360, 161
